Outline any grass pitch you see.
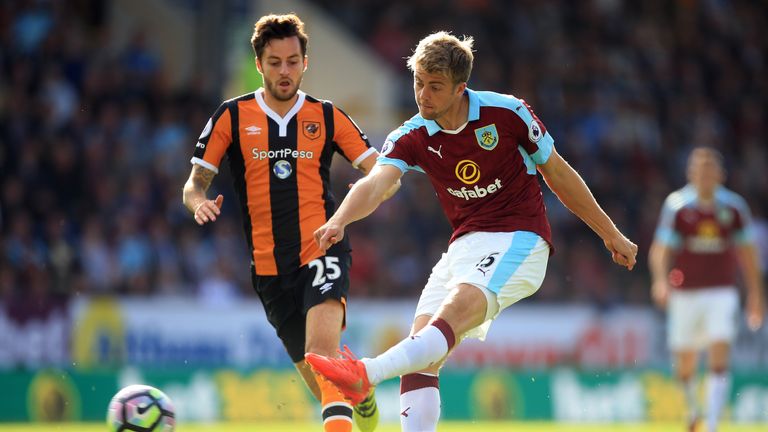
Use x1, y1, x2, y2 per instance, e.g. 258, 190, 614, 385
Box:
0, 422, 766, 431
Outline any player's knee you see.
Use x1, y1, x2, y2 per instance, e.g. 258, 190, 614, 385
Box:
676, 367, 696, 382
438, 285, 488, 334
673, 361, 695, 381
415, 362, 443, 375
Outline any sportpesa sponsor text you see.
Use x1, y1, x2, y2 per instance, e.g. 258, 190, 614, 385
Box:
252, 148, 315, 160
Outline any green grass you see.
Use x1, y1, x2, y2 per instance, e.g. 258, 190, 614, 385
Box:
0, 422, 766, 432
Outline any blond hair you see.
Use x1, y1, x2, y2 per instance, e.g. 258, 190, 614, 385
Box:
407, 31, 474, 85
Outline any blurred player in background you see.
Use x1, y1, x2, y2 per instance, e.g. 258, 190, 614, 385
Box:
182, 13, 393, 432
649, 147, 765, 432
305, 31, 637, 432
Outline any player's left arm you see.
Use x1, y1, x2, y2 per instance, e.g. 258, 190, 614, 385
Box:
538, 148, 638, 270
731, 198, 765, 330
736, 242, 765, 331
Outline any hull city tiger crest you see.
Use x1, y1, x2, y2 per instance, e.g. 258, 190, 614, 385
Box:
303, 121, 321, 140
474, 124, 499, 150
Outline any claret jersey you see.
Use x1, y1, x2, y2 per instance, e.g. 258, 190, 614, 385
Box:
191, 89, 375, 275
378, 88, 553, 246
654, 184, 753, 289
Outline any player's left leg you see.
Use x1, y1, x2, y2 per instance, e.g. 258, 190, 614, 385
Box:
306, 299, 354, 432
706, 342, 731, 432
702, 287, 738, 432
398, 314, 446, 432
294, 359, 321, 400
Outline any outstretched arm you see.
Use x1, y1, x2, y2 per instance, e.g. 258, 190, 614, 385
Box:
356, 152, 401, 200
314, 164, 402, 251
736, 243, 765, 331
538, 149, 637, 270
182, 164, 223, 225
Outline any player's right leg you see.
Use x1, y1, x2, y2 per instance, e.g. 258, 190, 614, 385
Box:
375, 230, 550, 389
304, 283, 481, 405
307, 231, 549, 408
667, 288, 706, 431
673, 350, 700, 432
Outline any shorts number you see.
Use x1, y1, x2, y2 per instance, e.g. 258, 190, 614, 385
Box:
309, 256, 341, 286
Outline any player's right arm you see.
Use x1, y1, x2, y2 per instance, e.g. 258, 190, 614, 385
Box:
184, 102, 232, 226
648, 240, 673, 308
314, 164, 402, 251
182, 164, 223, 225
648, 193, 681, 308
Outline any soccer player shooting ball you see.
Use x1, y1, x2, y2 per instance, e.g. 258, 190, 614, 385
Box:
306, 31, 637, 432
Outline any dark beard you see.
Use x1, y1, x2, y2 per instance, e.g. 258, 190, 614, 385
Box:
265, 79, 300, 102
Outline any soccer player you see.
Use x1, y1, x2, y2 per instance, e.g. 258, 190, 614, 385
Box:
305, 31, 637, 431
649, 147, 765, 432
182, 14, 392, 432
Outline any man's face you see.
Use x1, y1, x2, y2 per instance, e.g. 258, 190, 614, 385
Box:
257, 36, 306, 102
687, 149, 724, 194
412, 66, 464, 121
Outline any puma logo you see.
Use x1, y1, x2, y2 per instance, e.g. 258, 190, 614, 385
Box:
427, 145, 443, 158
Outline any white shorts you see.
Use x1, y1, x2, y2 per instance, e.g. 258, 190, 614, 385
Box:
414, 231, 550, 341
667, 286, 739, 351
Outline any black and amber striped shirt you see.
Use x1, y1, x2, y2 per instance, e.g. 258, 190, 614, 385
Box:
191, 89, 375, 275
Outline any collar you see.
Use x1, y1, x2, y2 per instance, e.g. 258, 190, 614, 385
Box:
255, 88, 306, 137
424, 88, 480, 136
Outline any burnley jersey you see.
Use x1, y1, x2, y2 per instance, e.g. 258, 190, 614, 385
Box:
191, 89, 375, 275
378, 89, 553, 246
654, 184, 754, 289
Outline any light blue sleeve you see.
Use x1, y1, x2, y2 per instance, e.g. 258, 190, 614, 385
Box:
376, 155, 425, 174
654, 197, 682, 248
479, 92, 554, 165
721, 190, 755, 245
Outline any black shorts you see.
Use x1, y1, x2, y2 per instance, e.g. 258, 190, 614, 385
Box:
251, 245, 351, 363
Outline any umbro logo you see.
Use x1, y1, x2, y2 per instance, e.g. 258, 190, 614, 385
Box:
319, 282, 333, 294
244, 125, 261, 135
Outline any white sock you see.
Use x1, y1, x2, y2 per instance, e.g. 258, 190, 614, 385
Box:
362, 323, 452, 385
706, 372, 730, 432
683, 378, 699, 423
400, 373, 440, 432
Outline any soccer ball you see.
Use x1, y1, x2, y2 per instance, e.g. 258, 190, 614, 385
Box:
106, 384, 176, 432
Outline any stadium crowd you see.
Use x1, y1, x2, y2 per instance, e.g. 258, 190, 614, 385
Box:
2, 0, 767, 327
